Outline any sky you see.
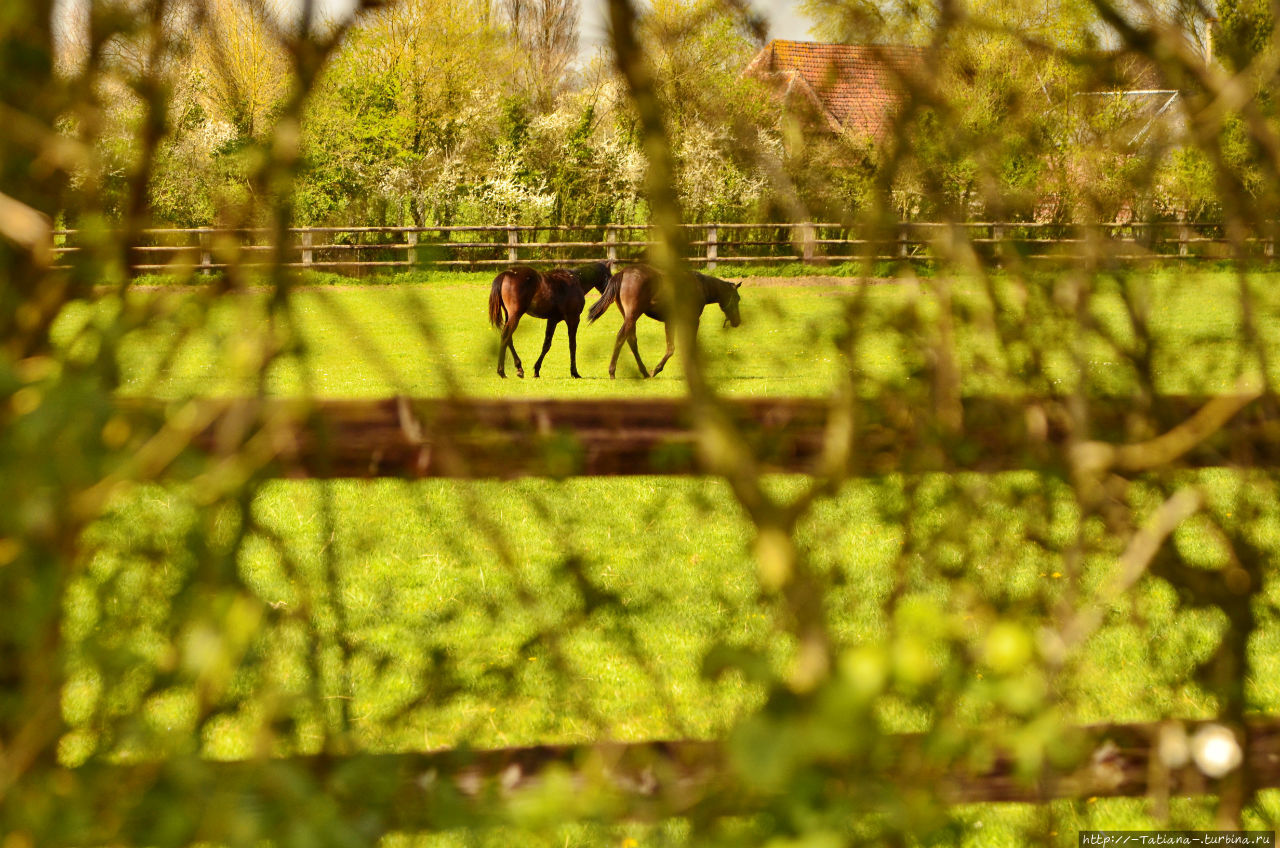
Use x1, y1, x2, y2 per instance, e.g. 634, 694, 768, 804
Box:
578, 0, 816, 50
307, 0, 816, 51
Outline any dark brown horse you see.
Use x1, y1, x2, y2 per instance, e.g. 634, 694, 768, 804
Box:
586, 264, 742, 378
488, 261, 611, 378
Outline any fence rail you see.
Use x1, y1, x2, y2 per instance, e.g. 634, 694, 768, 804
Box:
41, 715, 1280, 846
135, 394, 1280, 480
52, 220, 1280, 274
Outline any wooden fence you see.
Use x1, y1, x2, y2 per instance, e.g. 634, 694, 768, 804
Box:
52, 220, 1280, 274
87, 391, 1280, 823
143, 394, 1280, 479
58, 717, 1280, 837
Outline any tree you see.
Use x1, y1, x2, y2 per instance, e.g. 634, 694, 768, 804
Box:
498, 0, 580, 109
189, 0, 291, 138
626, 0, 778, 220
1216, 0, 1275, 71
297, 0, 513, 224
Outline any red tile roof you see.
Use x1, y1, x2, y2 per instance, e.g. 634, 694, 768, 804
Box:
747, 40, 930, 138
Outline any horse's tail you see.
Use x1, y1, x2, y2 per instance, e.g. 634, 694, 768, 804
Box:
488, 272, 507, 328
587, 271, 621, 323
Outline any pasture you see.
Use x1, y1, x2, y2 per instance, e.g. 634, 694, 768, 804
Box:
89, 267, 1280, 399
56, 269, 1280, 844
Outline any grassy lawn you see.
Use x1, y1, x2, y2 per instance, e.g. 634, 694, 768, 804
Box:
56, 269, 1280, 844
56, 267, 1280, 400
95, 279, 849, 398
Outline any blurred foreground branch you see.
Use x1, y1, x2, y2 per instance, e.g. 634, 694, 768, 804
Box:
21, 715, 1280, 845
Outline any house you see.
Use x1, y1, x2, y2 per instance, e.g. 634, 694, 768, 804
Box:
745, 40, 930, 140
747, 40, 1186, 149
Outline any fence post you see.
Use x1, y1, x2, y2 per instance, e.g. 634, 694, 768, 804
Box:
799, 222, 816, 263
606, 225, 617, 264
198, 229, 211, 273
406, 230, 418, 267
706, 225, 717, 271
507, 227, 518, 264
1178, 211, 1189, 258
301, 229, 313, 267
898, 222, 910, 259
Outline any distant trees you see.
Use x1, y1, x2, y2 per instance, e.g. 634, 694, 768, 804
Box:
295, 0, 510, 224
61, 0, 1268, 230
791, 0, 1280, 225
499, 0, 580, 108
1217, 0, 1275, 70
191, 0, 290, 138
93, 0, 789, 229
290, 0, 626, 226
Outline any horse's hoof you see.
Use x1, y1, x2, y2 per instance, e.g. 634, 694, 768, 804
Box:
571, 372, 581, 379
533, 371, 541, 378
498, 372, 506, 379
517, 370, 524, 378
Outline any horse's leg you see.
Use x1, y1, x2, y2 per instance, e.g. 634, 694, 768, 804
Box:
501, 312, 525, 378
626, 319, 650, 378
608, 322, 626, 379
497, 318, 510, 378
533, 318, 558, 378
651, 321, 676, 376
566, 315, 581, 378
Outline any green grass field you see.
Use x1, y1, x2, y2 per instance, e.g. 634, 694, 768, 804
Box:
57, 270, 1280, 845
62, 267, 1280, 400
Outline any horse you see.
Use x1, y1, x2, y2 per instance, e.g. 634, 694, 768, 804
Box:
488, 261, 612, 378
586, 264, 742, 379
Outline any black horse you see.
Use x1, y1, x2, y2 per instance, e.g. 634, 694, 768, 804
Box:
488, 261, 611, 378
586, 264, 742, 378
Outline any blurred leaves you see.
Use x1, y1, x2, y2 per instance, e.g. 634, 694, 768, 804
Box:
6, 0, 1280, 844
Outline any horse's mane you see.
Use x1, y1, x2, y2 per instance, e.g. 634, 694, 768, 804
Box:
574, 261, 612, 294
694, 272, 733, 302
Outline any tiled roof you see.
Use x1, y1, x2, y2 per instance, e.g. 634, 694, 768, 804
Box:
747, 40, 930, 138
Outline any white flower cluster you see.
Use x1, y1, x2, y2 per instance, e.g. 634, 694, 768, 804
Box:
473, 151, 556, 223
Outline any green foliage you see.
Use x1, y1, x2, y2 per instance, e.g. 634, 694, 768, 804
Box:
12, 0, 1280, 844
1217, 0, 1275, 72
60, 0, 1280, 232
29, 276, 1280, 845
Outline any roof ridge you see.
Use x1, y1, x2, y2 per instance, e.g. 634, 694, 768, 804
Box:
762, 39, 929, 50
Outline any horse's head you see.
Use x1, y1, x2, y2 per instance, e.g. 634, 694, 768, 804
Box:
578, 261, 613, 294
719, 280, 742, 327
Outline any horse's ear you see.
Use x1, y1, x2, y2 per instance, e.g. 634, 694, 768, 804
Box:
734, 281, 742, 289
